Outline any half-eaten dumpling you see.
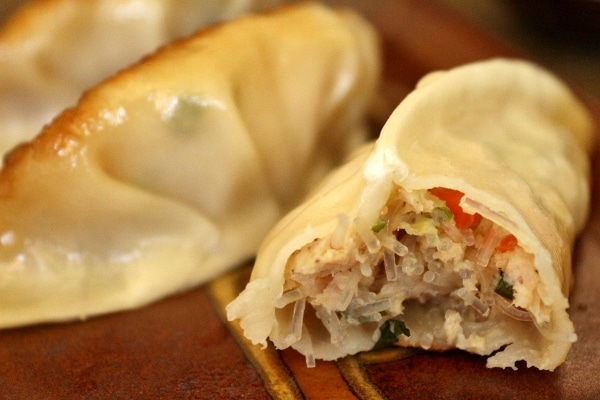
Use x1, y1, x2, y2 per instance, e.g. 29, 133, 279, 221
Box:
0, 2, 380, 329
227, 58, 594, 371
0, 0, 282, 157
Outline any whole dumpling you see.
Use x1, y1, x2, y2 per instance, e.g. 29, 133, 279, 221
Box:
0, 2, 380, 329
0, 0, 282, 157
227, 59, 593, 371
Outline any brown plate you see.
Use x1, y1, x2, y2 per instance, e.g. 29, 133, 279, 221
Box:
1, 0, 599, 398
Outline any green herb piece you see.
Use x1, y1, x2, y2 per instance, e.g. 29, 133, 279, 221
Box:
373, 319, 410, 350
435, 206, 454, 220
171, 96, 204, 135
371, 218, 387, 233
494, 270, 514, 300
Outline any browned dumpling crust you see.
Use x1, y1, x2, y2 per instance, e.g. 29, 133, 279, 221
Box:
0, 3, 380, 329
0, 0, 282, 157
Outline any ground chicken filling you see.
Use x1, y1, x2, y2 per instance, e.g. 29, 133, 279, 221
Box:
275, 186, 545, 366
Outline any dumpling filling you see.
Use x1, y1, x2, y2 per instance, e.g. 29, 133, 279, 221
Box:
274, 186, 549, 367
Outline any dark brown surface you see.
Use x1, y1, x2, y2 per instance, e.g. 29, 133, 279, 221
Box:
508, 0, 600, 44
1, 0, 600, 399
0, 287, 270, 399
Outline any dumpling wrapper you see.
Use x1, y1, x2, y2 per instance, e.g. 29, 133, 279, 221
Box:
227, 59, 594, 371
0, 0, 282, 157
0, 2, 380, 328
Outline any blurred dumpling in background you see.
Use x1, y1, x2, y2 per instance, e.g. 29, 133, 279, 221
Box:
0, 0, 282, 156
0, 2, 381, 329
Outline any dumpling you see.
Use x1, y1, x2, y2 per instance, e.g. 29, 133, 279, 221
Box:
0, 2, 380, 328
226, 59, 594, 371
0, 0, 282, 157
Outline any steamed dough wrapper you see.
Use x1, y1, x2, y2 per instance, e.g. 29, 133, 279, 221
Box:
227, 59, 594, 371
0, 3, 380, 328
0, 0, 282, 156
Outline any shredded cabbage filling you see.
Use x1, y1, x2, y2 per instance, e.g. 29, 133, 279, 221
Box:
276, 187, 547, 364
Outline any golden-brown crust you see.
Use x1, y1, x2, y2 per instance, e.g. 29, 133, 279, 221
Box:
0, 2, 381, 329
0, 1, 339, 193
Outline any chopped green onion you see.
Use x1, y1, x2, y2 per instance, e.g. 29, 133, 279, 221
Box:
436, 206, 453, 220
494, 270, 514, 300
171, 96, 204, 135
428, 207, 454, 225
371, 218, 387, 233
373, 319, 410, 350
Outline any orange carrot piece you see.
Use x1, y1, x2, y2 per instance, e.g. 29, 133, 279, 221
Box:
429, 187, 481, 229
497, 234, 518, 253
